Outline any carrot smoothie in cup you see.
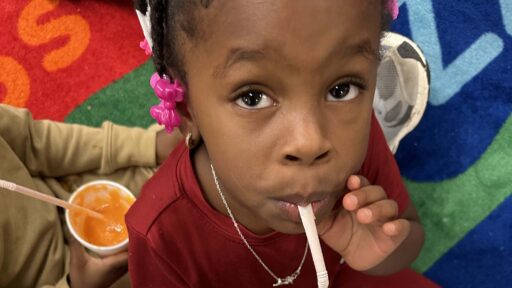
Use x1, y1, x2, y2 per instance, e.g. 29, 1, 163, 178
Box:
65, 180, 135, 256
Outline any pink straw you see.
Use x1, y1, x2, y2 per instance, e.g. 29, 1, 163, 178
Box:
0, 179, 105, 220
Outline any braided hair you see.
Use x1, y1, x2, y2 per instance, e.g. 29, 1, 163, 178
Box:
134, 0, 392, 86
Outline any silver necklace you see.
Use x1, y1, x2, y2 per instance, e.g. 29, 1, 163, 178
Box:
210, 164, 309, 287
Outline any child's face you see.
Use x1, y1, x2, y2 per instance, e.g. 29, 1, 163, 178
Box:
181, 0, 382, 234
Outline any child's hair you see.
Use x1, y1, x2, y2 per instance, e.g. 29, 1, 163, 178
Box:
134, 0, 393, 85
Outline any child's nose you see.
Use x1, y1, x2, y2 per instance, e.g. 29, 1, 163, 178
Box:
280, 113, 332, 166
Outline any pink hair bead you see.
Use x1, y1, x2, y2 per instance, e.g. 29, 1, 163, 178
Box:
139, 39, 152, 55
149, 73, 185, 133
388, 0, 399, 20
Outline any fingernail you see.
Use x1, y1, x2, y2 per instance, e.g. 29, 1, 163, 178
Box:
361, 208, 372, 219
387, 224, 396, 234
351, 175, 360, 188
346, 195, 358, 208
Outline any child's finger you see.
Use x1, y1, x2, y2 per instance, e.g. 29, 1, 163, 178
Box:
101, 251, 129, 270
95, 252, 129, 288
342, 185, 387, 211
383, 219, 411, 238
68, 234, 87, 263
356, 199, 398, 224
346, 175, 371, 190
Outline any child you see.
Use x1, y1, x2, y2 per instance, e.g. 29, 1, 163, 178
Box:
128, 0, 427, 287
0, 104, 180, 288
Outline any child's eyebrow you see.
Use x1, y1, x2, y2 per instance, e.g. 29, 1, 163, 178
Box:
348, 39, 380, 62
327, 38, 380, 64
212, 38, 378, 78
213, 47, 267, 78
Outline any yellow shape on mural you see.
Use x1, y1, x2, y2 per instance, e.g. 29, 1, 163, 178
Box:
18, 0, 91, 72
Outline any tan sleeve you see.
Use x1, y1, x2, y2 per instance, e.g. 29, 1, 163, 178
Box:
0, 104, 157, 177
40, 275, 70, 288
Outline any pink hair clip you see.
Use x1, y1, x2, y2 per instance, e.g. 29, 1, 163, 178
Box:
139, 39, 152, 55
388, 0, 399, 20
149, 73, 185, 133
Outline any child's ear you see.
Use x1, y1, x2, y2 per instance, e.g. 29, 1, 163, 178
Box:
175, 101, 201, 148
165, 69, 201, 147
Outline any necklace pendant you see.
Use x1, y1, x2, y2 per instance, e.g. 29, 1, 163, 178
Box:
273, 275, 296, 287
211, 165, 308, 288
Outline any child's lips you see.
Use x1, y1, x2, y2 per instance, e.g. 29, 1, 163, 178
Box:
274, 197, 329, 223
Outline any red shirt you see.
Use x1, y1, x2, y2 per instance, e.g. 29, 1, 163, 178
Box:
126, 114, 410, 287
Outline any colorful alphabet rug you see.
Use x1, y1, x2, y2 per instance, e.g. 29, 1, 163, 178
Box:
1, 1, 511, 287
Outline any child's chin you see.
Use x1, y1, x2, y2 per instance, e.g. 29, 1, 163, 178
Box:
270, 220, 307, 235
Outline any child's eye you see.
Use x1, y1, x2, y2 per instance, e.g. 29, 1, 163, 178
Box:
235, 91, 275, 109
326, 81, 362, 102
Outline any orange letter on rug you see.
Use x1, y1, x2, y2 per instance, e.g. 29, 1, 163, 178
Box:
0, 56, 30, 107
18, 0, 90, 72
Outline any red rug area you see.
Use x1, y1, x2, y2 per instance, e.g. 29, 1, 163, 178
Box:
0, 0, 147, 120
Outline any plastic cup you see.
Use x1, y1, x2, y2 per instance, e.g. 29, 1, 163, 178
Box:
65, 180, 135, 256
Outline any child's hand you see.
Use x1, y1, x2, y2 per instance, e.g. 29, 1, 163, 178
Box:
68, 235, 128, 288
317, 175, 411, 271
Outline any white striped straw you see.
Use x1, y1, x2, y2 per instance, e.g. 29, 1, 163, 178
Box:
298, 204, 329, 288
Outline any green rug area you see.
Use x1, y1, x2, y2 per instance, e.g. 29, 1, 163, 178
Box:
65, 60, 157, 127
408, 115, 512, 272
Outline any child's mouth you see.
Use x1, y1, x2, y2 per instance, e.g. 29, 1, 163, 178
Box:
274, 197, 329, 223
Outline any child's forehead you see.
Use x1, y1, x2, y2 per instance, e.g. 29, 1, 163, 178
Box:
199, 0, 381, 32
186, 0, 382, 67
210, 39, 379, 79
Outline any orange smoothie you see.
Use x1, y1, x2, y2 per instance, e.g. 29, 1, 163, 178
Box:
69, 183, 134, 247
